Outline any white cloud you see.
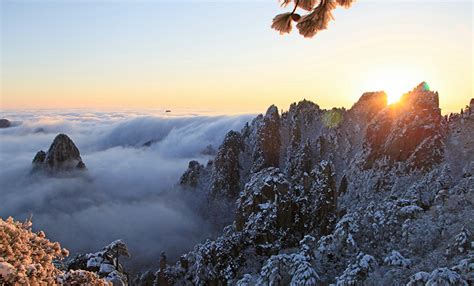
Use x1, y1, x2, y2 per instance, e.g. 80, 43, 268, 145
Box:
0, 110, 253, 269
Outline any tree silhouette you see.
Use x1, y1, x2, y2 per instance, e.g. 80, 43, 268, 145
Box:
272, 0, 355, 38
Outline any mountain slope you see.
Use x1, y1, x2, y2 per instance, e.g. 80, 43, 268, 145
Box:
142, 84, 473, 285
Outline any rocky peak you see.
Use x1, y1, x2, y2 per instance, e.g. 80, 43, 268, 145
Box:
350, 91, 387, 119
221, 130, 243, 150
0, 119, 12, 128
209, 130, 244, 199
399, 82, 439, 111
200, 144, 216, 156
251, 105, 281, 172
288, 100, 320, 115
179, 160, 205, 188
265, 104, 279, 119
45, 134, 82, 167
32, 151, 46, 164
285, 99, 321, 126
365, 83, 444, 170
32, 133, 86, 172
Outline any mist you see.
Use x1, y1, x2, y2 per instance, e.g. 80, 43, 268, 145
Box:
0, 110, 253, 270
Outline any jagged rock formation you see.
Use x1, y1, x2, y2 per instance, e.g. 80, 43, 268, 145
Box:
200, 144, 216, 156
66, 240, 130, 286
0, 119, 11, 128
179, 161, 206, 188
350, 91, 387, 121
32, 133, 86, 172
209, 131, 243, 200
250, 105, 281, 173
234, 167, 291, 232
364, 82, 444, 170
140, 84, 473, 285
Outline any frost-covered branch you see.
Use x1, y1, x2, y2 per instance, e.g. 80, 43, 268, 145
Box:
272, 0, 356, 38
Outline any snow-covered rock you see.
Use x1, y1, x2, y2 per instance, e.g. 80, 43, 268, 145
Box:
365, 82, 444, 171
67, 240, 130, 285
209, 130, 244, 199
159, 83, 473, 286
179, 160, 205, 188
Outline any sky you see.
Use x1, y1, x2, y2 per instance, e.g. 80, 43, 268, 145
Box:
1, 0, 473, 114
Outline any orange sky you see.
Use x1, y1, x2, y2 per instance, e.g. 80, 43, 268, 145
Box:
1, 1, 472, 114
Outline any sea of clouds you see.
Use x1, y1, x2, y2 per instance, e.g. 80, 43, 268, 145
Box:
0, 109, 254, 270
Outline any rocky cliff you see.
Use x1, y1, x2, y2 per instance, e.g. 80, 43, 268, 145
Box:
32, 133, 86, 172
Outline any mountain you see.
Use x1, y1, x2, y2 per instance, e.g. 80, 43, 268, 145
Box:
137, 83, 473, 285
0, 119, 12, 128
32, 133, 86, 172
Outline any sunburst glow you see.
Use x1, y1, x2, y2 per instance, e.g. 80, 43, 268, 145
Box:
360, 66, 427, 106
385, 86, 405, 105
386, 94, 402, 105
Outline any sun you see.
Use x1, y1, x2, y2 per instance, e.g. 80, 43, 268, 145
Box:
386, 94, 402, 105
360, 66, 425, 106
385, 89, 404, 105
376, 78, 412, 105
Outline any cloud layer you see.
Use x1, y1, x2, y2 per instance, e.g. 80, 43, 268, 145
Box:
0, 110, 253, 270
